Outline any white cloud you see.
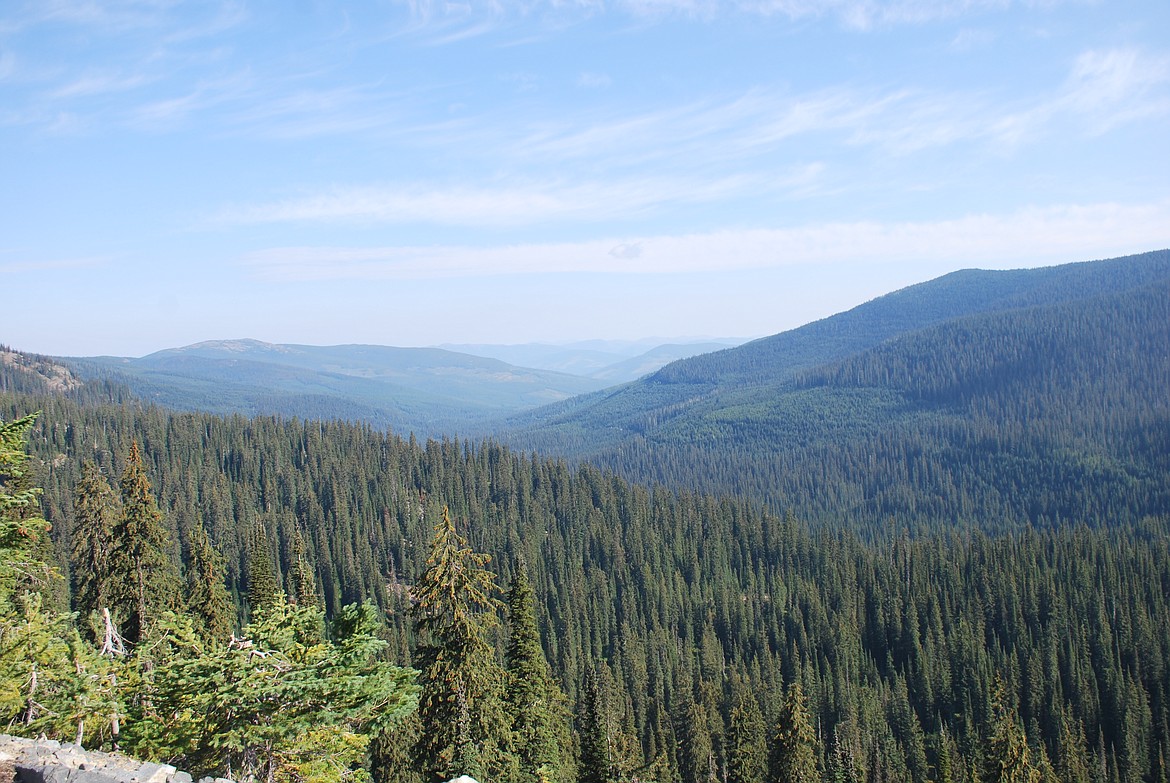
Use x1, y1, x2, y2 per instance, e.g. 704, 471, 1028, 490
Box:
987, 47, 1170, 146
215, 172, 795, 227
391, 0, 1072, 26
50, 71, 152, 98
1060, 48, 1170, 132
0, 254, 109, 274
240, 199, 1170, 281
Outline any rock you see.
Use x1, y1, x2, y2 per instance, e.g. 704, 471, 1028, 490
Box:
0, 736, 220, 783
1, 750, 16, 783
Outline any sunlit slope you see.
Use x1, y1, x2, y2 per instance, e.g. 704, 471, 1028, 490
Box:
504, 250, 1170, 530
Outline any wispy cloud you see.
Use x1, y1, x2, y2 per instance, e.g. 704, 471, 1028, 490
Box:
240, 199, 1170, 281
50, 70, 153, 98
128, 70, 253, 129
215, 172, 795, 227
990, 47, 1170, 145
393, 0, 1070, 27
0, 254, 109, 274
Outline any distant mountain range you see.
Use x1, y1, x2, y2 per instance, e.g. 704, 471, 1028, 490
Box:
501, 249, 1170, 530
5, 249, 1166, 532
51, 338, 745, 437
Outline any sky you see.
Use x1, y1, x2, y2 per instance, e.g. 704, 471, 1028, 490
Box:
2, 0, 1168, 357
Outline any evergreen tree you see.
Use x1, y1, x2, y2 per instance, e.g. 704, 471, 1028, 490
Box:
504, 564, 574, 783
246, 518, 280, 614
578, 663, 614, 783
69, 460, 120, 633
767, 681, 820, 783
108, 442, 179, 645
410, 506, 512, 782
371, 711, 425, 783
0, 414, 51, 606
728, 679, 768, 783
1052, 706, 1092, 783
982, 678, 1039, 783
290, 526, 322, 610
185, 524, 234, 640
130, 596, 418, 782
1, 415, 119, 746
677, 697, 716, 783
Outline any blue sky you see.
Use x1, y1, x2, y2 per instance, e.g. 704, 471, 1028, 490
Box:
2, 0, 1168, 357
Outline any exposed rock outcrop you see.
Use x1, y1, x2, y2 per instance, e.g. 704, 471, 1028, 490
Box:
0, 735, 225, 783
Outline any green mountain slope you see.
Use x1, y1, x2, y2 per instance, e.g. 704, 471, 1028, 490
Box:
3, 378, 1169, 783
504, 250, 1170, 531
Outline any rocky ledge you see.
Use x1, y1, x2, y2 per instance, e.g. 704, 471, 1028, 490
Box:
0, 735, 227, 783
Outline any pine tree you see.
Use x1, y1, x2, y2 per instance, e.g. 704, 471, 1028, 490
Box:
70, 460, 120, 634
108, 442, 179, 645
504, 564, 574, 783
767, 681, 820, 783
677, 698, 716, 783
410, 506, 512, 782
185, 524, 234, 640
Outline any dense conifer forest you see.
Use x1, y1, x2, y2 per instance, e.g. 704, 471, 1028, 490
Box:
4, 338, 1170, 782
503, 252, 1170, 535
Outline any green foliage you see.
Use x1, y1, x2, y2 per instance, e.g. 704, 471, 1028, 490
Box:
109, 442, 180, 644
5, 347, 1170, 783
246, 518, 281, 615
1, 414, 120, 746
185, 524, 234, 640
0, 414, 51, 601
505, 565, 575, 783
411, 506, 511, 782
69, 460, 120, 635
577, 664, 613, 783
768, 681, 819, 783
727, 679, 767, 783
982, 678, 1040, 783
128, 596, 418, 783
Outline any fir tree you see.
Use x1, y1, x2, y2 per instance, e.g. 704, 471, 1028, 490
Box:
290, 526, 322, 610
410, 506, 512, 782
246, 518, 280, 615
185, 524, 234, 640
70, 460, 119, 633
982, 678, 1039, 783
504, 563, 574, 783
728, 679, 768, 783
1, 415, 119, 746
108, 442, 179, 645
130, 596, 418, 782
371, 711, 425, 783
578, 663, 614, 783
768, 681, 820, 783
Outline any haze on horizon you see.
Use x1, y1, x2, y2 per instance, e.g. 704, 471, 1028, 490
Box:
2, 0, 1167, 358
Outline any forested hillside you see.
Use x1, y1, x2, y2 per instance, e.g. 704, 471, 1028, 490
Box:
504, 251, 1170, 532
63, 339, 610, 438
3, 363, 1169, 782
